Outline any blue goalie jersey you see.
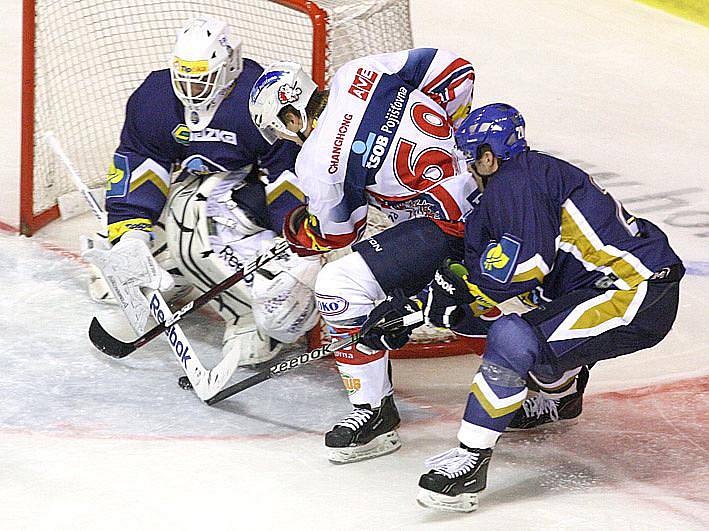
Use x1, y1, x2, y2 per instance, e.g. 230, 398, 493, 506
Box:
463, 150, 682, 304
105, 58, 301, 242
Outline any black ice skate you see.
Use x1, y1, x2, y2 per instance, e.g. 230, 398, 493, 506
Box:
417, 446, 492, 513
325, 394, 401, 463
506, 366, 589, 431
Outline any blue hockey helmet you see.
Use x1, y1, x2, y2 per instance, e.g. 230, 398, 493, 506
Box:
455, 103, 527, 162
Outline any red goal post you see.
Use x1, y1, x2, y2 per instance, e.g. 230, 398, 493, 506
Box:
20, 0, 414, 235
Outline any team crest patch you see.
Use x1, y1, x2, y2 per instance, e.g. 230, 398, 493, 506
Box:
106, 153, 129, 199
480, 234, 521, 284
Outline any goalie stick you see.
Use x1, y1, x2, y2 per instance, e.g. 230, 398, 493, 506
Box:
205, 310, 425, 405
44, 132, 108, 226
88, 238, 291, 357
45, 134, 252, 401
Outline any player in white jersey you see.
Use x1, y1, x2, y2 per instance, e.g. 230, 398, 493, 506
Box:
249, 48, 487, 463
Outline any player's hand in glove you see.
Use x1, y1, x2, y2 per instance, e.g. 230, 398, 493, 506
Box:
358, 289, 422, 354
282, 204, 331, 257
424, 260, 474, 328
425, 260, 498, 328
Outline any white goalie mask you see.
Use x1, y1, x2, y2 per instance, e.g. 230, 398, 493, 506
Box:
170, 16, 243, 131
249, 61, 318, 144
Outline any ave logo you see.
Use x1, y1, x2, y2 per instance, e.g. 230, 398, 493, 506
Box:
348, 68, 379, 101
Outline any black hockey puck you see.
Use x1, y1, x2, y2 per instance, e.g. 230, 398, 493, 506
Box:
178, 376, 193, 390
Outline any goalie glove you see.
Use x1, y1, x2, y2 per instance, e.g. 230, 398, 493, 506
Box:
424, 260, 497, 328
358, 289, 422, 354
82, 230, 174, 334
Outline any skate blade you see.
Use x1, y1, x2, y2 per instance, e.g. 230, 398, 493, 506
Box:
327, 430, 401, 464
505, 417, 580, 433
416, 488, 479, 513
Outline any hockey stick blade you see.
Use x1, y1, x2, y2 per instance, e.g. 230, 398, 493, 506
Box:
88, 317, 136, 358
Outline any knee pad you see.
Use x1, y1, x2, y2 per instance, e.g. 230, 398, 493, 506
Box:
483, 314, 541, 378
314, 252, 386, 327
150, 224, 193, 301
223, 312, 281, 366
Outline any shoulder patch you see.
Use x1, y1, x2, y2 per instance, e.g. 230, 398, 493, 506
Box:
106, 153, 130, 199
479, 234, 521, 284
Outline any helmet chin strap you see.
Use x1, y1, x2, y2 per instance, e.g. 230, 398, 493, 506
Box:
296, 131, 308, 143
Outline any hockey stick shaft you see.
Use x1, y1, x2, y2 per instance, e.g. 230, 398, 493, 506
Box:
89, 238, 292, 357
206, 334, 359, 405
44, 132, 107, 226
206, 311, 424, 405
46, 136, 243, 401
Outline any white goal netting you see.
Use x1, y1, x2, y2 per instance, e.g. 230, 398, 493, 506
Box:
26, 0, 413, 221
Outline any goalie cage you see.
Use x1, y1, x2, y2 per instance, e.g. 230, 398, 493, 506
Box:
20, 0, 484, 359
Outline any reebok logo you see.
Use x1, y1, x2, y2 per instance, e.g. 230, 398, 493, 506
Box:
271, 348, 328, 375
434, 271, 456, 295
149, 294, 192, 369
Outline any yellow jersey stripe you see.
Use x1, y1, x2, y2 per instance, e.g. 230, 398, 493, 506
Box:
129, 170, 169, 197
266, 180, 306, 205
570, 288, 638, 331
470, 382, 526, 418
560, 202, 650, 288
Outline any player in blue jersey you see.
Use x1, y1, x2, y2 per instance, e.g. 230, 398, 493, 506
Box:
84, 17, 320, 368
395, 103, 684, 511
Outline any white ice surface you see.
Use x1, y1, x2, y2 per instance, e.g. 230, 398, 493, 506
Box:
2, 1, 708, 530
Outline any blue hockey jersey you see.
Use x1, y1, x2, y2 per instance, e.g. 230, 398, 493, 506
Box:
463, 150, 682, 304
105, 58, 301, 242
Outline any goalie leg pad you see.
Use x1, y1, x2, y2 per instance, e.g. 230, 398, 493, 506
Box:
223, 312, 282, 366
165, 173, 254, 321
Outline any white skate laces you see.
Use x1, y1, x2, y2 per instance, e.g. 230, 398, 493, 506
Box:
522, 393, 560, 421
336, 408, 374, 431
424, 447, 478, 479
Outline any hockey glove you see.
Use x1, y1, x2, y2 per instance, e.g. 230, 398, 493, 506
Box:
358, 289, 421, 353
425, 260, 499, 328
425, 260, 475, 328
282, 204, 330, 257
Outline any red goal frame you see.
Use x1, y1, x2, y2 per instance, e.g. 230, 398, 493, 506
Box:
19, 0, 330, 236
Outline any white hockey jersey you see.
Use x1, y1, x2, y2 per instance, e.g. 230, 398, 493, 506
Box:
294, 48, 478, 250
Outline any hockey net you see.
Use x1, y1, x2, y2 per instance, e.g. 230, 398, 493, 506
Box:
22, 0, 483, 358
